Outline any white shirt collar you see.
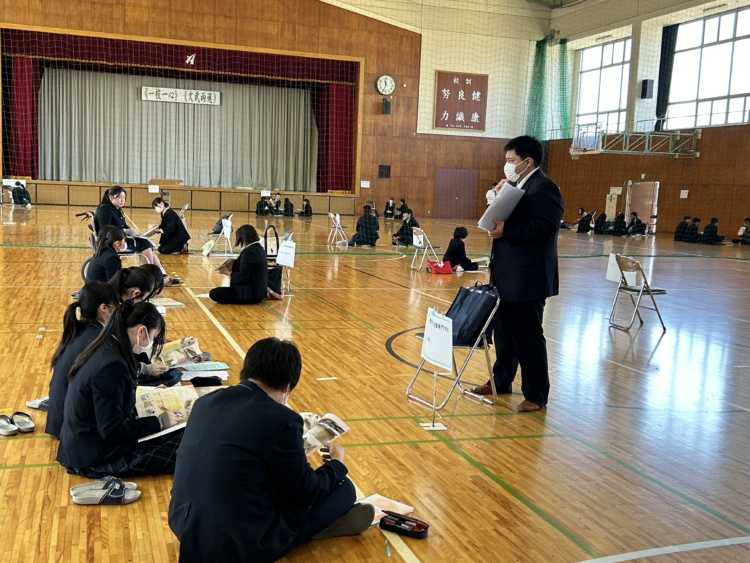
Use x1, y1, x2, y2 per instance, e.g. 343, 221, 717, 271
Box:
517, 167, 540, 190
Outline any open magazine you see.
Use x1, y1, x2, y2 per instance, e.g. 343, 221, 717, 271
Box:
216, 258, 235, 272
135, 385, 199, 442
154, 337, 204, 368
298, 412, 349, 457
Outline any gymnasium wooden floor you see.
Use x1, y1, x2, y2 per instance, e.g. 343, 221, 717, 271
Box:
1, 204, 749, 562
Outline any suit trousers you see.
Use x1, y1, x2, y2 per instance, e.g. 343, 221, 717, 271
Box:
491, 298, 550, 407
209, 286, 264, 305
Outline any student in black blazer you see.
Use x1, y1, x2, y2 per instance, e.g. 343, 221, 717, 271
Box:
46, 282, 120, 439
392, 209, 420, 245
443, 227, 482, 271
384, 197, 396, 219
85, 226, 127, 283
57, 301, 184, 477
472, 136, 563, 412
210, 224, 268, 304
169, 338, 372, 562
109, 267, 156, 303
298, 198, 313, 216
283, 197, 295, 216
152, 198, 191, 254
348, 204, 379, 246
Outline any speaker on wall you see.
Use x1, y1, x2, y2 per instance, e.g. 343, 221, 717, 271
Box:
641, 79, 654, 99
382, 98, 391, 115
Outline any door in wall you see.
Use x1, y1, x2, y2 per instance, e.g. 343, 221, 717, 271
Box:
433, 168, 479, 220
625, 181, 659, 233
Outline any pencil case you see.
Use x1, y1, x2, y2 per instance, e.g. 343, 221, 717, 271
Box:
379, 510, 429, 539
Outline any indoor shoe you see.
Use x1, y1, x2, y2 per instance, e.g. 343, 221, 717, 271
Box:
516, 400, 544, 412
71, 479, 141, 505
10, 412, 34, 433
26, 396, 49, 411
0, 415, 19, 436
70, 476, 137, 496
311, 503, 375, 539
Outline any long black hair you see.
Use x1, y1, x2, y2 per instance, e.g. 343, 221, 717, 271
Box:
235, 224, 260, 247
102, 185, 126, 204
50, 282, 120, 369
138, 264, 165, 300
69, 301, 165, 382
109, 267, 155, 301
94, 225, 126, 258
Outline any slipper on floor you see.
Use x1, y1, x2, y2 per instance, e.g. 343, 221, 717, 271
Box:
71, 479, 141, 505
70, 476, 137, 496
10, 412, 34, 433
26, 396, 49, 411
0, 415, 19, 436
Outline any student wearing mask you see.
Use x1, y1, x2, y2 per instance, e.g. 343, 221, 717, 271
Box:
46, 282, 121, 439
85, 226, 127, 283
152, 198, 190, 254
57, 301, 184, 477
210, 225, 268, 304
109, 267, 156, 303
384, 197, 396, 219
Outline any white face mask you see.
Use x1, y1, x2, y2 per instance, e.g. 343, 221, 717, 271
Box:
132, 329, 153, 355
154, 206, 164, 214
504, 159, 528, 182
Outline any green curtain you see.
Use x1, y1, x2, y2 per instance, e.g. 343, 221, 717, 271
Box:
525, 39, 547, 139
556, 39, 570, 135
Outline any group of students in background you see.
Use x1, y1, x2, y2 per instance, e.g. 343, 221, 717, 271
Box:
674, 215, 749, 245
566, 207, 646, 236
255, 194, 313, 217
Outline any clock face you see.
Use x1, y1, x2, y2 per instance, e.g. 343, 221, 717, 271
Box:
377, 75, 396, 95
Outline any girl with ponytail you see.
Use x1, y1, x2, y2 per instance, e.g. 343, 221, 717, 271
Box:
57, 301, 183, 478
85, 225, 126, 283
109, 267, 155, 303
46, 282, 120, 438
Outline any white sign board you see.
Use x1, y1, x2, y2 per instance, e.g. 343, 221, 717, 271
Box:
606, 253, 640, 286
680, 190, 689, 199
148, 184, 160, 194
610, 186, 623, 195
276, 241, 296, 268
141, 87, 220, 106
260, 189, 271, 198
421, 308, 453, 371
360, 180, 370, 188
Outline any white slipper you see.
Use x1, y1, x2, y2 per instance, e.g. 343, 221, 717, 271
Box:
70, 476, 137, 496
72, 479, 141, 505
26, 396, 49, 410
10, 412, 34, 433
0, 415, 19, 436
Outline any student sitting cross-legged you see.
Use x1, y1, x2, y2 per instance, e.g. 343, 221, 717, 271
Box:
169, 337, 373, 563
57, 301, 184, 477
210, 224, 268, 304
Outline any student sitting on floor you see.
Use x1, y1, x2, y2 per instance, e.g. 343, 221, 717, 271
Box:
57, 301, 184, 478
674, 215, 691, 241
299, 198, 313, 217
85, 226, 127, 283
593, 212, 608, 234
11, 181, 32, 209
443, 226, 483, 272
732, 218, 750, 245
392, 209, 419, 246
109, 267, 155, 303
169, 337, 373, 562
283, 197, 295, 216
210, 224, 268, 304
46, 282, 120, 439
348, 205, 379, 246
384, 197, 395, 219
611, 213, 627, 236
152, 197, 191, 254
684, 217, 701, 242
625, 211, 646, 235
699, 217, 725, 244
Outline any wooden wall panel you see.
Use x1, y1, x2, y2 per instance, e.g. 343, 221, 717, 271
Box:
221, 192, 249, 213
69, 185, 101, 207
36, 183, 68, 205
330, 196, 355, 216
191, 190, 221, 211
307, 194, 330, 214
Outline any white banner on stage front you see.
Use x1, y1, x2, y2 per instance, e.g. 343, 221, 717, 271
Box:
421, 308, 453, 372
276, 241, 296, 268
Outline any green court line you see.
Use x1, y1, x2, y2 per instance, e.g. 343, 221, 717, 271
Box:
430, 428, 602, 558
261, 302, 300, 329
0, 462, 58, 471
538, 415, 750, 536
300, 289, 377, 330
343, 434, 563, 449
0, 435, 54, 441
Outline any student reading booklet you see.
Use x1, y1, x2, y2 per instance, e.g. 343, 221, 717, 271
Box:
154, 337, 204, 368
298, 412, 350, 457
216, 258, 235, 272
135, 385, 199, 442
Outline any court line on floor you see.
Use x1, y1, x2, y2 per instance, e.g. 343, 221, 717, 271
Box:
577, 535, 750, 563
183, 285, 420, 563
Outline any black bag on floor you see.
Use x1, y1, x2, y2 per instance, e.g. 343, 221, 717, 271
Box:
262, 225, 280, 259
445, 283, 499, 346
268, 264, 283, 295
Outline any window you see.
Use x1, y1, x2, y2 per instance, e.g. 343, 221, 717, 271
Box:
576, 38, 631, 133
666, 7, 750, 129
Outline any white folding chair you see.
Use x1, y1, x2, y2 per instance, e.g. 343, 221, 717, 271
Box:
410, 228, 442, 270
609, 254, 667, 332
406, 287, 501, 410
178, 203, 189, 225
204, 213, 234, 257
327, 212, 348, 245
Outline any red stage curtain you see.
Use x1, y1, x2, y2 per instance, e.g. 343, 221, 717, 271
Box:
10, 58, 39, 178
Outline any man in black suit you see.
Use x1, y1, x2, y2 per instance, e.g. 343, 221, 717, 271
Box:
169, 338, 373, 562
674, 215, 690, 241
471, 136, 563, 412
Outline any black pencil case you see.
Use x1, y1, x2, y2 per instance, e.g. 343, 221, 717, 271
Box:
379, 510, 429, 539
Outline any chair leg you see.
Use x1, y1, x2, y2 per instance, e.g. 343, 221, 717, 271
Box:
646, 290, 667, 332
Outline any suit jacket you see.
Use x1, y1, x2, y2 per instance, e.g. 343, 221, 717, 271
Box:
356, 214, 380, 245
94, 200, 128, 235
169, 381, 349, 563
230, 243, 268, 302
394, 217, 420, 244
56, 341, 160, 469
674, 220, 689, 241
491, 169, 563, 302
443, 238, 473, 269
85, 246, 122, 283
46, 322, 103, 439
159, 208, 191, 247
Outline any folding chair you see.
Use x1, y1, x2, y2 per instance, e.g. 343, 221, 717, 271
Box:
406, 287, 501, 410
178, 203, 189, 223
609, 254, 667, 332
410, 228, 442, 270
327, 213, 348, 245
203, 213, 234, 257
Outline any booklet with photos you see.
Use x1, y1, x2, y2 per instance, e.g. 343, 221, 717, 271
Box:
154, 337, 203, 368
298, 412, 349, 457
135, 385, 199, 442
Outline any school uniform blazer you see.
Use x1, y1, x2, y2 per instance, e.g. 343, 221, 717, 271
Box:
491, 169, 563, 302
158, 208, 191, 247
85, 246, 122, 283
94, 200, 128, 235
394, 217, 420, 242
443, 238, 472, 269
230, 243, 268, 302
356, 214, 380, 245
46, 322, 104, 439
169, 381, 349, 563
56, 341, 160, 469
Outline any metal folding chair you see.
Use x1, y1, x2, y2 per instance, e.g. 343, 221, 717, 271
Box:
406, 288, 501, 410
609, 254, 667, 332
410, 228, 442, 270
327, 213, 348, 245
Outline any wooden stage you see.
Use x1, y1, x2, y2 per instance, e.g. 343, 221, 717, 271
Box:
0, 205, 749, 562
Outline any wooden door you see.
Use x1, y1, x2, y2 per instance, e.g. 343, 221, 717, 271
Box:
433, 168, 479, 219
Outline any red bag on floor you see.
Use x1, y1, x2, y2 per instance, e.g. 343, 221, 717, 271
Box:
427, 260, 452, 274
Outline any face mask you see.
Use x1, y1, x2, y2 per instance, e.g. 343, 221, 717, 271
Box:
504, 159, 528, 182
154, 206, 164, 214
132, 329, 153, 355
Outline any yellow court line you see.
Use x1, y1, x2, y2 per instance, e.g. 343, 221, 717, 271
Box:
183, 285, 421, 562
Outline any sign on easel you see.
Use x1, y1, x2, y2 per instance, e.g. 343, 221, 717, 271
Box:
276, 241, 296, 268
421, 308, 453, 372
